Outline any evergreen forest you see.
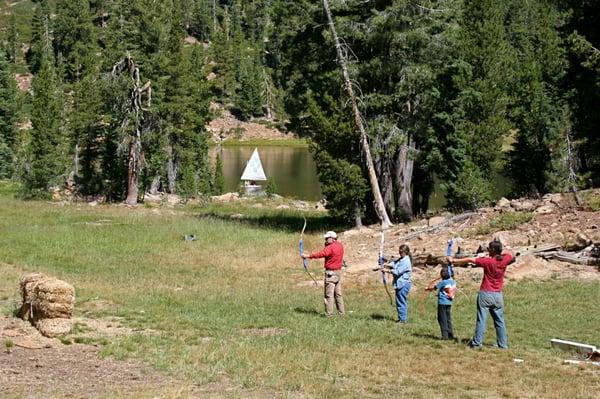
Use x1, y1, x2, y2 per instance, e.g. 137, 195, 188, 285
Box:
0, 0, 598, 224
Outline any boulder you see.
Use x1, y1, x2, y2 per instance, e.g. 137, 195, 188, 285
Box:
496, 197, 511, 209
511, 200, 537, 212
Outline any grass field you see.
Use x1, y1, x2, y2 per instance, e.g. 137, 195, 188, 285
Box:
1, 182, 599, 398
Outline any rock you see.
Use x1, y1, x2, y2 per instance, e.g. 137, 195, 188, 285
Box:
165, 194, 181, 206
252, 203, 264, 208
315, 200, 327, 212
512, 200, 537, 211
576, 233, 592, 247
428, 216, 446, 227
493, 232, 513, 248
479, 207, 495, 213
542, 193, 563, 206
292, 200, 309, 210
230, 213, 243, 220
276, 204, 290, 209
89, 201, 98, 207
535, 204, 555, 214
144, 193, 162, 203
496, 197, 511, 209
211, 192, 240, 202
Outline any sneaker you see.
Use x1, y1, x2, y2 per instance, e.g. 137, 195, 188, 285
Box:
468, 340, 482, 349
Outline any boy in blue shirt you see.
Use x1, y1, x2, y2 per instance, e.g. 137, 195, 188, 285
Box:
426, 267, 456, 340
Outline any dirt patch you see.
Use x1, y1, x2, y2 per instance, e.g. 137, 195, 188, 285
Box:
207, 105, 294, 142
0, 315, 190, 398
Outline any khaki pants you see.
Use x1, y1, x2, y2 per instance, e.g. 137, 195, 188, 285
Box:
324, 269, 345, 316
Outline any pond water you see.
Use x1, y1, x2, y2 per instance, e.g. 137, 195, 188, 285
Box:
211, 146, 322, 200
211, 145, 510, 208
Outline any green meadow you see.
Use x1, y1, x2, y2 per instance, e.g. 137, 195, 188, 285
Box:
1, 182, 599, 398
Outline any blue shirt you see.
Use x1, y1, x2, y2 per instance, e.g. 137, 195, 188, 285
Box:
435, 278, 457, 305
391, 256, 412, 289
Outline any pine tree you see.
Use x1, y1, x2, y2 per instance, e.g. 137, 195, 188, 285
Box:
21, 53, 64, 198
212, 152, 225, 195
27, 0, 52, 75
53, 0, 99, 82
0, 51, 18, 178
235, 52, 264, 120
6, 14, 20, 65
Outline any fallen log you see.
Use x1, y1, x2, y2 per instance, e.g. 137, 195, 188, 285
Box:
392, 212, 477, 243
551, 251, 600, 266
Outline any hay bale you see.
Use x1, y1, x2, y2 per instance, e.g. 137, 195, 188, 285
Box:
33, 278, 75, 319
35, 318, 72, 338
18, 272, 48, 320
19, 272, 48, 303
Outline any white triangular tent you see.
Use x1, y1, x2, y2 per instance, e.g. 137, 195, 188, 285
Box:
240, 148, 267, 193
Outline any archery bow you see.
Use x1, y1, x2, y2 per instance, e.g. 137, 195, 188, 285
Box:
300, 216, 318, 287
379, 224, 394, 306
421, 238, 456, 314
446, 238, 454, 277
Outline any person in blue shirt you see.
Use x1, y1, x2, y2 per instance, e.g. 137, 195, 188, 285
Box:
383, 244, 412, 324
426, 267, 456, 340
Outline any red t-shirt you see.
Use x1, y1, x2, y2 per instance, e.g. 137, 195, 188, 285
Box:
309, 241, 344, 270
475, 253, 514, 292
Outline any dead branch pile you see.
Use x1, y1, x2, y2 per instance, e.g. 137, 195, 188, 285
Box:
18, 273, 75, 337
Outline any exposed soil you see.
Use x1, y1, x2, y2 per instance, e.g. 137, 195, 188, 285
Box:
0, 314, 187, 398
206, 103, 294, 142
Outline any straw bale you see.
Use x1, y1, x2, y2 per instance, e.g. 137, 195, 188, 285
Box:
35, 278, 75, 296
33, 301, 74, 319
33, 277, 75, 319
18, 272, 48, 320
35, 318, 72, 338
19, 272, 48, 303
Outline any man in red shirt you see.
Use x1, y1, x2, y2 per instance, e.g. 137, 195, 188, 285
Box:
301, 231, 345, 317
448, 239, 513, 349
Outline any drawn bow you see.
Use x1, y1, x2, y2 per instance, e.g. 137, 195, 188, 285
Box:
379, 225, 394, 305
300, 216, 318, 287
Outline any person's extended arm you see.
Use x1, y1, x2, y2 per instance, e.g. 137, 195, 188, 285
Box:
446, 256, 477, 266
302, 245, 332, 259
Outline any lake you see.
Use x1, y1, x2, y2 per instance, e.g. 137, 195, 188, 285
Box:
212, 145, 509, 208
211, 145, 322, 200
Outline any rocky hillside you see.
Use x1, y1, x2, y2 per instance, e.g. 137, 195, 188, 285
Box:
333, 190, 600, 288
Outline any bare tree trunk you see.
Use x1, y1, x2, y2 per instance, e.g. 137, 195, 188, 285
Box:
111, 55, 152, 206
125, 133, 142, 205
149, 175, 161, 195
322, 0, 392, 228
263, 68, 273, 120
565, 129, 582, 206
166, 143, 178, 194
73, 143, 80, 177
354, 201, 363, 229
394, 139, 416, 218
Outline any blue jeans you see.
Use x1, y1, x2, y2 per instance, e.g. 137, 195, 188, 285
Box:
472, 291, 508, 348
395, 283, 411, 322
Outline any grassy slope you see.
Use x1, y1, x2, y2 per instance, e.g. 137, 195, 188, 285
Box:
1, 185, 599, 398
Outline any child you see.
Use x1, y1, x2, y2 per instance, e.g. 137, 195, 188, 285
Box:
383, 244, 412, 324
426, 267, 456, 340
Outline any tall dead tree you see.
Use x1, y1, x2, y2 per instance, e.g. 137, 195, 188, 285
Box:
322, 0, 392, 228
111, 54, 152, 206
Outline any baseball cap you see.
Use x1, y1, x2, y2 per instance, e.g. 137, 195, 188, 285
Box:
324, 231, 337, 239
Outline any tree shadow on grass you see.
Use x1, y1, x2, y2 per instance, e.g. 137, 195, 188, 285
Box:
195, 211, 346, 234
370, 313, 396, 322
294, 307, 322, 317
411, 332, 441, 340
